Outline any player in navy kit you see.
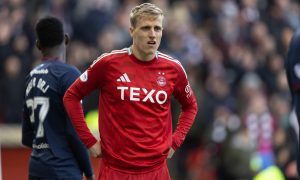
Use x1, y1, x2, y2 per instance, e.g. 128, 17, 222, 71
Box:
22, 17, 94, 180
286, 29, 300, 177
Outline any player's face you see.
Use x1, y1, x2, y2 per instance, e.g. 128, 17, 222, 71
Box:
130, 15, 163, 61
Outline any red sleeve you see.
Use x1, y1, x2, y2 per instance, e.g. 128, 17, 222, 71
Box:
63, 55, 108, 148
171, 66, 198, 150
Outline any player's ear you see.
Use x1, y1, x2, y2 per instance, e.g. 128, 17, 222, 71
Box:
36, 40, 42, 50
64, 34, 69, 45
129, 27, 134, 37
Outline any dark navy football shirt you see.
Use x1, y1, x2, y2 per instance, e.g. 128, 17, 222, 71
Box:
286, 29, 300, 95
22, 59, 93, 179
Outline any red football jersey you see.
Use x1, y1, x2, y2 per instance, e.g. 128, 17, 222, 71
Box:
63, 48, 198, 172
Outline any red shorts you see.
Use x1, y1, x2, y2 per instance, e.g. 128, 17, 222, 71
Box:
97, 159, 171, 180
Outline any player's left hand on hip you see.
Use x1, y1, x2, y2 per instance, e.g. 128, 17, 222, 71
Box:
167, 148, 175, 159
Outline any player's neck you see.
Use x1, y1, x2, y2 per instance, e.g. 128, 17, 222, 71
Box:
42, 46, 65, 62
130, 46, 155, 62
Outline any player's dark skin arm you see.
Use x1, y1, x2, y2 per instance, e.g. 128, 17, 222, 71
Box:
21, 111, 34, 148
66, 120, 94, 179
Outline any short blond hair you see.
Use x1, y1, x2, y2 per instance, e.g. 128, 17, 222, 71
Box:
130, 3, 163, 27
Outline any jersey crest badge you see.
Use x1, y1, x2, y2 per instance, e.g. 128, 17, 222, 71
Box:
157, 72, 166, 87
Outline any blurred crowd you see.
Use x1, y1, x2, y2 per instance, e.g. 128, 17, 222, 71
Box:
0, 0, 300, 179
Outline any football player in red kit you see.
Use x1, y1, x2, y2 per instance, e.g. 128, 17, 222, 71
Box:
63, 3, 198, 180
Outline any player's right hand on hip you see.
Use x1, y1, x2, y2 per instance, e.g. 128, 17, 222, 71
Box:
89, 141, 102, 158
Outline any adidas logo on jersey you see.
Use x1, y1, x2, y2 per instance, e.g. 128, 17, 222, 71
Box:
117, 73, 131, 82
